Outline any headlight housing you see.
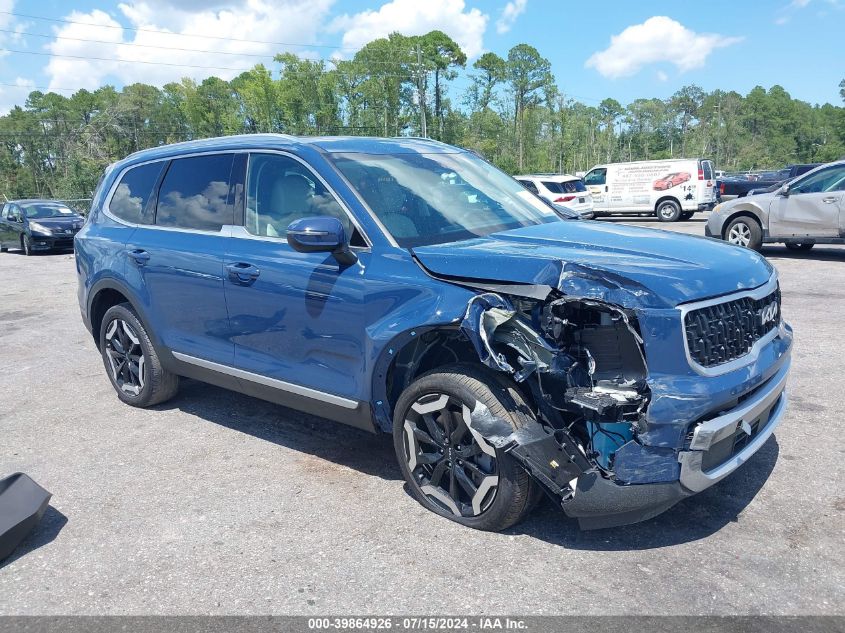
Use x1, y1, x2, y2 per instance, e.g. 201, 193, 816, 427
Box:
28, 222, 52, 235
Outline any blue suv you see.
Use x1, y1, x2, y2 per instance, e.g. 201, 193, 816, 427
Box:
76, 135, 792, 531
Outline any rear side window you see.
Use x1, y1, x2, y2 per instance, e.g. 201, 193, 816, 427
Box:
517, 179, 539, 194
701, 160, 714, 180
109, 162, 165, 224
156, 154, 235, 231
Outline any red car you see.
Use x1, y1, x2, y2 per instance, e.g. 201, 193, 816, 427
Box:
653, 172, 691, 191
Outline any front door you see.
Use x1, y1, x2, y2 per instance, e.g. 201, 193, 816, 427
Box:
223, 152, 368, 403
769, 164, 845, 238
584, 168, 609, 212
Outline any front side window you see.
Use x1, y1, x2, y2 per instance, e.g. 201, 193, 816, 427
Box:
245, 153, 359, 242
584, 169, 606, 186
156, 154, 234, 231
110, 162, 165, 224
330, 151, 559, 248
790, 166, 845, 195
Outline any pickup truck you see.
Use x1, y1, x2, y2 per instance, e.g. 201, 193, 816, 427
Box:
718, 164, 822, 200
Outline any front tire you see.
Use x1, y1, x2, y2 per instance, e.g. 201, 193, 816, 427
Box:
22, 235, 33, 256
99, 303, 179, 407
656, 200, 681, 222
393, 364, 539, 532
724, 216, 763, 251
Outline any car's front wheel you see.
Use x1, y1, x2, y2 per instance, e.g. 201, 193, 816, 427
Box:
724, 216, 763, 251
393, 364, 539, 531
22, 234, 33, 256
99, 303, 179, 407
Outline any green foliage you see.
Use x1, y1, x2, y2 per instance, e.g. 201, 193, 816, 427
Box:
1, 32, 843, 201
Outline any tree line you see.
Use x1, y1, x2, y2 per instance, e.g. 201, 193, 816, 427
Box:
1, 29, 844, 202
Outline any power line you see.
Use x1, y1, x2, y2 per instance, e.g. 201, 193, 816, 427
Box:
0, 28, 418, 68
0, 47, 420, 79
0, 9, 353, 50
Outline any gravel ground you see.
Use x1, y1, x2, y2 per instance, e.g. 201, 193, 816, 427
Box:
0, 216, 843, 615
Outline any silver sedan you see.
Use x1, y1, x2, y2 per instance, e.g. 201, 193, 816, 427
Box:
706, 160, 845, 251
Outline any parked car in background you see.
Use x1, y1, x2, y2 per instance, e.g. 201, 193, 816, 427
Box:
76, 134, 791, 532
718, 164, 822, 200
514, 174, 594, 219
583, 158, 716, 221
707, 160, 845, 251
0, 199, 85, 255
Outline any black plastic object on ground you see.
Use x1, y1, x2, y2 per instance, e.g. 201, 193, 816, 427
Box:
0, 472, 52, 562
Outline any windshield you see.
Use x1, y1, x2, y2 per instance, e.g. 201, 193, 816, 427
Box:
23, 204, 75, 219
330, 151, 560, 247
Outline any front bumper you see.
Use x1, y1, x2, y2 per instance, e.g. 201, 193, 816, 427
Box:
563, 355, 790, 529
678, 357, 788, 492
29, 234, 76, 250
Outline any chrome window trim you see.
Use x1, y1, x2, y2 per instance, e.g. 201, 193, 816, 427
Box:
172, 351, 359, 409
241, 150, 373, 248
102, 149, 247, 234
678, 273, 781, 377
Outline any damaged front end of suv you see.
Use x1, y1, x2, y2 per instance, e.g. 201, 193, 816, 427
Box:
439, 265, 792, 529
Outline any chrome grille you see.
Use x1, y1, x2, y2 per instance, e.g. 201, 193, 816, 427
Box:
684, 286, 781, 368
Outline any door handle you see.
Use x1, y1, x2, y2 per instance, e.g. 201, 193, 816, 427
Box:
226, 262, 260, 285
128, 249, 150, 265
822, 197, 838, 204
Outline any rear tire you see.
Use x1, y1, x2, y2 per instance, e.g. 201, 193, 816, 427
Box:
656, 200, 681, 222
393, 364, 539, 532
724, 216, 763, 251
99, 303, 179, 407
785, 242, 814, 251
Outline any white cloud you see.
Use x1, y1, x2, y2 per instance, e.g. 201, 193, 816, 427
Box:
0, 76, 34, 114
656, 70, 668, 82
585, 16, 742, 79
495, 0, 526, 34
330, 0, 488, 58
43, 0, 335, 92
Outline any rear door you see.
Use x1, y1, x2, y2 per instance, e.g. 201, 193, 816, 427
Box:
699, 159, 716, 205
769, 164, 845, 238
124, 152, 240, 365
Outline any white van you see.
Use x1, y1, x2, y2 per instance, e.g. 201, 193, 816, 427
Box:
583, 158, 717, 222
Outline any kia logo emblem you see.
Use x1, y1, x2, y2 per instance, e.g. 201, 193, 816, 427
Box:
760, 301, 778, 326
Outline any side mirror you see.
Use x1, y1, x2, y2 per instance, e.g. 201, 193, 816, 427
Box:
778, 184, 790, 197
286, 216, 357, 266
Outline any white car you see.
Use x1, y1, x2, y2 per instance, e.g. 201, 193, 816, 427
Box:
514, 174, 594, 219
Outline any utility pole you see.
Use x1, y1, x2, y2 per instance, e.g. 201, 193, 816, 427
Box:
416, 44, 427, 138
714, 96, 722, 168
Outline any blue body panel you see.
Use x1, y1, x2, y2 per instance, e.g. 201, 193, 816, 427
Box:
75, 134, 792, 494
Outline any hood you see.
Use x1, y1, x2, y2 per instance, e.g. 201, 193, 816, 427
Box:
411, 221, 773, 309
27, 216, 82, 228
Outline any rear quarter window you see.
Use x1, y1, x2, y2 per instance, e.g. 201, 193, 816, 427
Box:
155, 154, 235, 231
109, 162, 166, 224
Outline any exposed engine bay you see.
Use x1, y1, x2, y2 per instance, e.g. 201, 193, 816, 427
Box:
458, 289, 656, 519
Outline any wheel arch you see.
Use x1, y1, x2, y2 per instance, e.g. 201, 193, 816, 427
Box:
721, 208, 765, 239
87, 278, 161, 352
654, 195, 681, 213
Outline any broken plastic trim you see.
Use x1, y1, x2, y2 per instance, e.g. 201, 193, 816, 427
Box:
457, 286, 653, 510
